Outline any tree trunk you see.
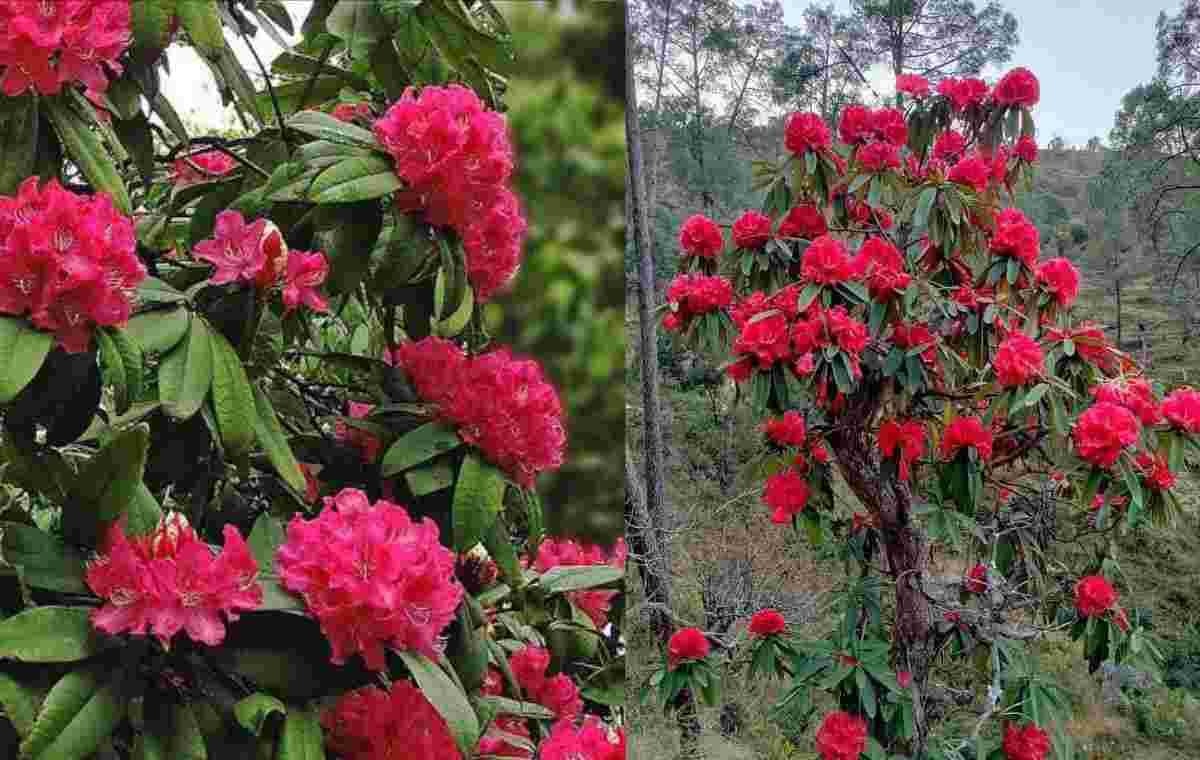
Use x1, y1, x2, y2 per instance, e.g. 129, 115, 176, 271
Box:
1115, 277, 1123, 346
645, 0, 674, 225
626, 442, 673, 641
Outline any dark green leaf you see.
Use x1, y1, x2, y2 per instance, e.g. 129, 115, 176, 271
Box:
381, 421, 463, 476
0, 316, 53, 404
64, 423, 150, 545
208, 328, 257, 458
233, 693, 286, 737
540, 566, 624, 593
159, 316, 213, 421
276, 706, 326, 760
0, 522, 88, 592
0, 607, 109, 663
397, 651, 480, 754
44, 96, 131, 214
308, 155, 401, 203
452, 453, 506, 551
251, 385, 307, 494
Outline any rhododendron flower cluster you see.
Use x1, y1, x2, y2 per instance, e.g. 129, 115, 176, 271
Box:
778, 204, 828, 239
963, 564, 988, 594
0, 0, 130, 98
932, 130, 967, 163
1074, 574, 1118, 618
763, 410, 807, 448
0, 177, 145, 352
85, 513, 261, 648
948, 154, 991, 193
282, 249, 330, 313
802, 235, 858, 284
173, 150, 237, 187
274, 488, 463, 669
539, 716, 626, 760
993, 333, 1044, 386
855, 237, 910, 300
993, 67, 1041, 107
664, 273, 733, 332
785, 111, 833, 154
1073, 402, 1140, 468
938, 77, 989, 112
857, 141, 902, 173
535, 537, 627, 628
509, 646, 583, 718
815, 711, 868, 760
749, 608, 787, 637
1136, 451, 1176, 491
335, 401, 383, 463
667, 627, 710, 669
1090, 377, 1162, 425
1002, 722, 1051, 760
677, 213, 724, 259
891, 322, 938, 369
763, 467, 810, 524
1035, 257, 1080, 306
940, 416, 994, 461
839, 105, 907, 147
877, 418, 926, 480
321, 680, 461, 760
895, 73, 931, 98
390, 336, 565, 486
732, 210, 773, 249
477, 717, 533, 759
1162, 387, 1200, 433
372, 85, 525, 301
193, 211, 295, 292
1045, 322, 1123, 372
990, 208, 1041, 267
1015, 135, 1039, 162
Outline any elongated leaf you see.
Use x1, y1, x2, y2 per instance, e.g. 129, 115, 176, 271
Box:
208, 329, 257, 458
135, 277, 188, 305
251, 385, 306, 493
23, 671, 124, 760
452, 454, 506, 551
286, 110, 381, 151
0, 95, 38, 195
0, 607, 107, 663
381, 421, 463, 476
0, 671, 40, 739
44, 97, 130, 214
397, 651, 480, 753
435, 284, 474, 337
474, 696, 554, 720
0, 523, 88, 592
0, 316, 53, 404
913, 186, 937, 230
276, 707, 326, 760
65, 423, 150, 543
159, 316, 213, 420
233, 693, 286, 736
308, 156, 402, 203
539, 566, 624, 593
95, 330, 128, 414
177, 0, 225, 59
111, 329, 144, 411
125, 307, 190, 354
405, 458, 456, 495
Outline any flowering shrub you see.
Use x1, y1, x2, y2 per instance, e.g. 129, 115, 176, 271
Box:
0, 0, 130, 97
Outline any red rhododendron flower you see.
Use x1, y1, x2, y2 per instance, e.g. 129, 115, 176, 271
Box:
1074, 575, 1118, 618
1136, 451, 1176, 491
763, 467, 810, 524
1090, 378, 1162, 425
871, 107, 909, 145
733, 311, 791, 367
667, 627, 710, 669
173, 150, 237, 187
1036, 257, 1079, 307
815, 711, 868, 760
85, 513, 261, 648
764, 410, 807, 448
932, 130, 967, 162
857, 141, 901, 173
732, 210, 773, 249
678, 214, 724, 259
993, 333, 1044, 386
778, 204, 828, 239
855, 237, 910, 301
335, 401, 383, 463
993, 67, 1040, 107
0, 177, 145, 352
1162, 387, 1200, 433
539, 717, 626, 760
898, 670, 912, 688
895, 73, 931, 98
282, 250, 329, 313
749, 608, 786, 637
391, 337, 566, 487
892, 322, 938, 369
332, 101, 372, 123
812, 444, 830, 464
1073, 402, 1140, 469
938, 77, 989, 111
192, 211, 285, 287
948, 154, 991, 193
373, 86, 523, 301
1015, 135, 1039, 162
826, 306, 868, 358
509, 645, 583, 719
535, 537, 626, 628
1002, 722, 1050, 760
275, 488, 463, 669
838, 105, 873, 144
877, 419, 926, 480
1047, 322, 1121, 372
802, 235, 857, 284
477, 717, 533, 759
322, 680, 461, 760
941, 416, 993, 461
785, 111, 832, 154
666, 273, 733, 326
0, 0, 130, 97
991, 208, 1041, 267
963, 563, 988, 593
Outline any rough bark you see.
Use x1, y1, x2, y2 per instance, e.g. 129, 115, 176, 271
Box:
625, 442, 673, 642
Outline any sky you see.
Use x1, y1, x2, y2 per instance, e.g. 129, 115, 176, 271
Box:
779, 0, 1183, 147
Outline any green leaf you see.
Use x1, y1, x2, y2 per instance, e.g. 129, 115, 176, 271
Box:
110, 329, 144, 412
540, 565, 624, 593
326, 0, 388, 56
95, 330, 129, 414
159, 316, 213, 421
0, 607, 108, 663
405, 457, 456, 495
251, 385, 307, 494
286, 110, 381, 151
0, 316, 53, 404
474, 696, 554, 720
208, 329, 257, 458
397, 651, 480, 754
20, 667, 124, 760
308, 155, 402, 203
0, 96, 39, 195
0, 522, 88, 593
64, 423, 150, 544
435, 284, 474, 337
126, 482, 163, 537
44, 96, 130, 214
452, 453, 506, 551
0, 671, 40, 739
276, 707, 326, 760
414, 0, 515, 76
177, 0, 225, 59
130, 0, 177, 52
381, 421, 463, 476
135, 277, 189, 305
125, 307, 190, 355
913, 186, 937, 230
233, 693, 286, 736
483, 519, 522, 587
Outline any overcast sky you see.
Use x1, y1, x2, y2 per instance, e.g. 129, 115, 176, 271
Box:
779, 0, 1182, 147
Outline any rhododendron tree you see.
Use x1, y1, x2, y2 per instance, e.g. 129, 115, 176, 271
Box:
656, 65, 1184, 758
0, 3, 623, 758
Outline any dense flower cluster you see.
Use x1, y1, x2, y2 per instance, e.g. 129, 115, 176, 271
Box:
993, 67, 1041, 107
1045, 322, 1124, 373
1073, 402, 1140, 468
1002, 722, 1051, 760
535, 537, 627, 628
1035, 257, 1080, 306
932, 130, 967, 162
173, 150, 237, 187
1136, 451, 1176, 491
948, 154, 991, 193
509, 646, 583, 719
802, 235, 857, 284
0, 0, 130, 98
667, 627, 710, 669
763, 467, 810, 524
857, 237, 911, 300
663, 273, 733, 332
993, 333, 1044, 386
940, 416, 994, 461
785, 111, 833, 154
1090, 377, 1162, 425
815, 711, 868, 760
732, 210, 773, 249
321, 680, 461, 760
677, 213, 724, 259
539, 717, 626, 760
1074, 574, 1118, 618
275, 488, 463, 669
477, 717, 533, 759
1162, 387, 1200, 433
990, 208, 1041, 267
763, 410, 807, 448
390, 336, 566, 487
839, 105, 907, 146
877, 418, 925, 481
748, 608, 787, 637
891, 322, 938, 370
0, 178, 145, 352
372, 85, 525, 301
937, 77, 989, 112
1015, 135, 1039, 162
778, 204, 828, 239
85, 514, 261, 648
895, 73, 931, 98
